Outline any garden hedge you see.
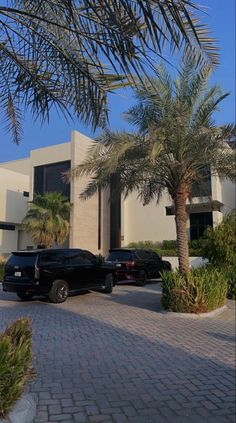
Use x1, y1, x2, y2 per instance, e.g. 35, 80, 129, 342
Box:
0, 318, 34, 418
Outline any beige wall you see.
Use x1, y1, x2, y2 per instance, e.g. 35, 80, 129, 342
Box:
0, 227, 18, 258
122, 190, 176, 245
0, 168, 30, 256
0, 157, 30, 175
70, 131, 110, 255
221, 178, 236, 215
0, 168, 29, 224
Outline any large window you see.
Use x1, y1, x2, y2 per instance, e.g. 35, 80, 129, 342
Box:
190, 212, 213, 240
191, 166, 212, 197
34, 161, 70, 199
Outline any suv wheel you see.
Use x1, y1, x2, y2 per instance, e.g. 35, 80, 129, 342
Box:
104, 273, 113, 294
49, 280, 69, 303
136, 270, 147, 286
17, 292, 34, 301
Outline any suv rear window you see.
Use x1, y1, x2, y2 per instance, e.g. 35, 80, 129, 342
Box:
6, 254, 37, 267
40, 252, 66, 265
106, 251, 134, 261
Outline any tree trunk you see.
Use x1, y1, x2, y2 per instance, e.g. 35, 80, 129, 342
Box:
174, 190, 190, 273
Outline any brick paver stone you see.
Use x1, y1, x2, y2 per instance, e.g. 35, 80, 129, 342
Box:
0, 282, 235, 423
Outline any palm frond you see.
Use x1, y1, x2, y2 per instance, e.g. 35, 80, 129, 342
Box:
0, 0, 218, 142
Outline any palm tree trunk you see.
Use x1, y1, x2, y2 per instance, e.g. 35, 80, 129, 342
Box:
174, 191, 190, 273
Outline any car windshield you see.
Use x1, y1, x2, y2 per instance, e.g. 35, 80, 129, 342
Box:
106, 251, 133, 261
7, 254, 37, 267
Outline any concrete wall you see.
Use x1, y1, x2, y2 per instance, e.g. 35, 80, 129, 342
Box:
0, 158, 30, 175
221, 178, 236, 215
163, 256, 208, 270
0, 168, 30, 256
0, 168, 29, 224
122, 190, 176, 245
70, 131, 103, 254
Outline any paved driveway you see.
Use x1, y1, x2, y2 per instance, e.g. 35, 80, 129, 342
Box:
0, 282, 235, 423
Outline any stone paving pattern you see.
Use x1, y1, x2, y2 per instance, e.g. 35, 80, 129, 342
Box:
0, 282, 235, 423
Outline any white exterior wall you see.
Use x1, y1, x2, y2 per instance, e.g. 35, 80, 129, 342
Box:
163, 256, 208, 270
221, 178, 236, 216
0, 227, 18, 259
0, 158, 30, 175
0, 168, 29, 224
122, 191, 176, 245
0, 167, 31, 257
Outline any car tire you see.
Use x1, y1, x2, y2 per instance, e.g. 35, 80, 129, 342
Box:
136, 270, 147, 286
48, 280, 69, 303
104, 273, 113, 294
17, 291, 34, 301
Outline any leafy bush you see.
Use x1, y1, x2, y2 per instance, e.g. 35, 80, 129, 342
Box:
0, 262, 4, 281
161, 266, 227, 313
96, 254, 105, 262
202, 211, 236, 267
222, 266, 236, 300
126, 239, 203, 256
161, 240, 177, 250
0, 318, 34, 418
127, 240, 161, 249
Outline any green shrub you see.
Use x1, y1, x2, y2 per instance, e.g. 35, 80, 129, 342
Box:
127, 240, 161, 249
161, 240, 177, 250
0, 262, 4, 281
126, 240, 203, 256
202, 211, 236, 267
0, 318, 34, 418
161, 266, 227, 313
222, 265, 236, 300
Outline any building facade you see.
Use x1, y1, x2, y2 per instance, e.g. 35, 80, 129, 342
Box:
0, 130, 235, 258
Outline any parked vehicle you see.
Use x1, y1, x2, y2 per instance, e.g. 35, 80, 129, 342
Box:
105, 248, 171, 285
3, 249, 116, 303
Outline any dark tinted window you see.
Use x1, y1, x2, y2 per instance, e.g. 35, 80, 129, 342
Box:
7, 254, 37, 267
106, 251, 133, 261
40, 253, 66, 265
190, 212, 213, 240
69, 251, 95, 265
34, 161, 71, 199
191, 166, 212, 197
83, 251, 97, 262
150, 251, 162, 261
0, 224, 15, 231
136, 250, 153, 259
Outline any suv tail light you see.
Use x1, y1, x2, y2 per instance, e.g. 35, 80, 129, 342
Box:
125, 261, 135, 269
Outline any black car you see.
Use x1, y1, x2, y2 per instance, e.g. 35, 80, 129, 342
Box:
105, 248, 171, 285
3, 249, 116, 303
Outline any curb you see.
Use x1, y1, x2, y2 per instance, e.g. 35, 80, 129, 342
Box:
160, 305, 228, 318
0, 394, 36, 423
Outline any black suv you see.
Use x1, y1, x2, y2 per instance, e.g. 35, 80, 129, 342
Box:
105, 248, 171, 285
3, 249, 116, 303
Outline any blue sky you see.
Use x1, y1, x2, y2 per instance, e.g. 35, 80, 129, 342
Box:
1, 0, 235, 162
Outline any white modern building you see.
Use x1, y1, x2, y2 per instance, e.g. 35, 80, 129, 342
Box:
0, 130, 235, 258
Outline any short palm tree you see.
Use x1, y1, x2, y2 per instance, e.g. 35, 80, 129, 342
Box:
22, 192, 70, 248
0, 1, 218, 143
70, 59, 235, 273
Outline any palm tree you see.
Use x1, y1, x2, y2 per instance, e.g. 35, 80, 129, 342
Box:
69, 59, 235, 273
22, 192, 70, 248
0, 0, 218, 143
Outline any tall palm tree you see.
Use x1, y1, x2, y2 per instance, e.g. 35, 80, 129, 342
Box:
22, 192, 70, 248
69, 59, 235, 273
0, 0, 218, 143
